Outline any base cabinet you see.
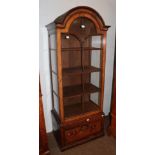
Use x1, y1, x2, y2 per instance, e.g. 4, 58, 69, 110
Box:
65, 119, 103, 144
52, 110, 104, 150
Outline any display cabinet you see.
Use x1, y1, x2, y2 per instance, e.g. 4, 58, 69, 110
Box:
46, 6, 110, 150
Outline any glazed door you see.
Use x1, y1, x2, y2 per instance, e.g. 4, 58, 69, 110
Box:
60, 17, 104, 119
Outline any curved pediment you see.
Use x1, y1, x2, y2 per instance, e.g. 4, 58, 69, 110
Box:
54, 6, 110, 31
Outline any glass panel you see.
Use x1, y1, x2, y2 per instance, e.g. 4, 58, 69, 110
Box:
91, 36, 102, 48
61, 33, 81, 69
91, 50, 100, 68
62, 74, 81, 88
83, 35, 102, 69
90, 72, 100, 87
83, 49, 101, 69
82, 72, 100, 109
51, 50, 57, 73
61, 50, 81, 69
90, 92, 100, 106
52, 73, 58, 94
63, 74, 83, 99
82, 72, 100, 94
69, 17, 97, 41
49, 34, 56, 49
63, 92, 100, 119
61, 33, 80, 49
64, 96, 82, 118
83, 93, 100, 113
61, 17, 103, 119
53, 93, 59, 115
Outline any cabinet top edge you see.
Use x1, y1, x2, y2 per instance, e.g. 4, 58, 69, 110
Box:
46, 6, 111, 30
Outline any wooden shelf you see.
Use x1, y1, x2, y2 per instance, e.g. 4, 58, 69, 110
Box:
62, 47, 102, 51
63, 66, 100, 76
62, 47, 80, 51
84, 47, 102, 51
64, 100, 99, 118
63, 83, 100, 98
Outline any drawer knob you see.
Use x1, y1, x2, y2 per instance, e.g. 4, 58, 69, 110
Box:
67, 132, 71, 136
101, 114, 104, 117
86, 118, 90, 122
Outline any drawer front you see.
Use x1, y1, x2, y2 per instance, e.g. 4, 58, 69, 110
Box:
64, 119, 102, 144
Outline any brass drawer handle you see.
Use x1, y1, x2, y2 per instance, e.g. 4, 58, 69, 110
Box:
86, 118, 90, 122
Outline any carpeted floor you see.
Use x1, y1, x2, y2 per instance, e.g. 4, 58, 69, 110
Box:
47, 117, 116, 155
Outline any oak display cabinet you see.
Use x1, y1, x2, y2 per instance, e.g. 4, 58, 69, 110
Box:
46, 6, 110, 150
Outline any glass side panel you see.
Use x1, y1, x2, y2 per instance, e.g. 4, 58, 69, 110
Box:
90, 72, 100, 87
90, 92, 100, 106
83, 49, 101, 69
84, 92, 100, 112
91, 50, 100, 68
91, 35, 102, 48
52, 73, 58, 95
50, 50, 57, 73
49, 34, 56, 49
82, 72, 100, 94
82, 72, 100, 113
53, 93, 59, 115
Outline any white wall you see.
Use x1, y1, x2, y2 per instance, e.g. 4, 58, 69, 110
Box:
39, 0, 116, 133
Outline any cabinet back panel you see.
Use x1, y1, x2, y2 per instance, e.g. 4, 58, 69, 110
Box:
62, 75, 82, 87
61, 51, 81, 68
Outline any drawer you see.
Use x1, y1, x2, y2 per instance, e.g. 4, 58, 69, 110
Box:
64, 119, 102, 144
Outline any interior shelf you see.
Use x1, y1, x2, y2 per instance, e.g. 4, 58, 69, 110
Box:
63, 83, 100, 98
64, 100, 99, 118
63, 66, 100, 75
61, 47, 102, 51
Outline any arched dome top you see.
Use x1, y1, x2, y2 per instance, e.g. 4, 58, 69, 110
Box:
54, 6, 110, 30
54, 6, 104, 25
